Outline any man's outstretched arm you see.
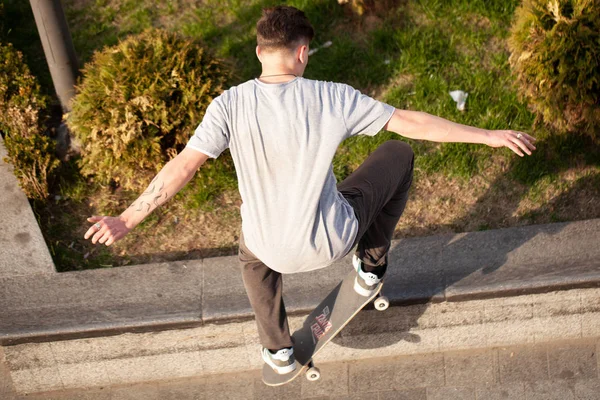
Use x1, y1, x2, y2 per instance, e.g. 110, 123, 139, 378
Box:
384, 109, 536, 156
84, 148, 210, 246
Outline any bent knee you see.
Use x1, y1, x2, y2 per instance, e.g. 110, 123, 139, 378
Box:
381, 140, 414, 160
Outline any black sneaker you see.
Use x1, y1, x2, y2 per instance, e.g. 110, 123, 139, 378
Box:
352, 255, 383, 296
261, 347, 297, 374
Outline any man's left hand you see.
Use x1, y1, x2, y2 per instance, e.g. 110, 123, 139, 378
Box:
486, 130, 537, 157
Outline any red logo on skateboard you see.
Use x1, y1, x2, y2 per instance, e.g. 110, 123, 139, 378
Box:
311, 306, 332, 343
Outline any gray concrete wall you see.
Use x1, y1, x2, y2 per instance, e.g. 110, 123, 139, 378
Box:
2, 219, 600, 346
0, 137, 55, 277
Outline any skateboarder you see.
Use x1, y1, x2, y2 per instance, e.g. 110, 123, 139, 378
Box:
84, 6, 536, 375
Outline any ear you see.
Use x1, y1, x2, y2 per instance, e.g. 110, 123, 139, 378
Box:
256, 45, 263, 62
297, 44, 309, 64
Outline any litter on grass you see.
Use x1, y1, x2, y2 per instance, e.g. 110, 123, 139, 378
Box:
449, 90, 468, 111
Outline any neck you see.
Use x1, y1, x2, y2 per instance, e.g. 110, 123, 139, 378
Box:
259, 72, 296, 82
259, 63, 301, 83
259, 73, 298, 84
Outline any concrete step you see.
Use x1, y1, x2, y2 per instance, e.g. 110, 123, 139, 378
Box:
5, 335, 600, 399
2, 286, 599, 394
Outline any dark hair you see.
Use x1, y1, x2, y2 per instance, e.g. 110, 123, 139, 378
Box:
256, 6, 314, 51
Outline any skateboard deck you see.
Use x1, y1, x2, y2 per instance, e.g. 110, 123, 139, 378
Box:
262, 269, 384, 386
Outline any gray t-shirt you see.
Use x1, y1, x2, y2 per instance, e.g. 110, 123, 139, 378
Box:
187, 77, 394, 273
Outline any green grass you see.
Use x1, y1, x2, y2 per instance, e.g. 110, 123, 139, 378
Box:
177, 153, 239, 211
4, 0, 599, 271
178, 0, 538, 182
375, 0, 534, 178
61, 0, 546, 184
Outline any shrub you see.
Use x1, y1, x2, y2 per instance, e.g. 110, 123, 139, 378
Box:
508, 0, 600, 139
68, 29, 228, 191
0, 41, 59, 199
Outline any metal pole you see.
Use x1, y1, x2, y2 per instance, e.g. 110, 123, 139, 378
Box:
29, 0, 78, 113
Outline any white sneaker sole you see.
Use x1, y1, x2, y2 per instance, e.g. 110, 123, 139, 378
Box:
354, 277, 377, 297
262, 349, 297, 375
353, 255, 380, 297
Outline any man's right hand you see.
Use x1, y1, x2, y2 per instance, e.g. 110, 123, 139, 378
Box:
82, 148, 209, 247
84, 215, 132, 246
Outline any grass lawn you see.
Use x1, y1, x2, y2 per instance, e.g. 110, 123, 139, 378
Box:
4, 0, 599, 271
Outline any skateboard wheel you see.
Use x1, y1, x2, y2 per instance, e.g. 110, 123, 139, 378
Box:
375, 295, 389, 311
306, 366, 321, 381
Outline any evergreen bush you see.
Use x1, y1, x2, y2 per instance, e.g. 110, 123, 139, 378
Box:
508, 0, 600, 139
0, 41, 58, 199
68, 29, 228, 191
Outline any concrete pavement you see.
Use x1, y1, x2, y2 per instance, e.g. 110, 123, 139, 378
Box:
10, 336, 600, 399
3, 286, 599, 394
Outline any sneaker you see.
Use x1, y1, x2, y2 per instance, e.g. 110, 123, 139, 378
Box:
353, 254, 383, 296
261, 347, 297, 374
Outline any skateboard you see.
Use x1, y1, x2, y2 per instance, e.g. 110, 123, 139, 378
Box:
262, 269, 389, 386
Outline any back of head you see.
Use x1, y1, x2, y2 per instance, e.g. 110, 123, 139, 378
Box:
256, 6, 315, 52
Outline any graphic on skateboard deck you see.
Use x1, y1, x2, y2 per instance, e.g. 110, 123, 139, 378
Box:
262, 269, 389, 386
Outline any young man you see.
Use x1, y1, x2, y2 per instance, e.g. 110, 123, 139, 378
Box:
84, 6, 535, 374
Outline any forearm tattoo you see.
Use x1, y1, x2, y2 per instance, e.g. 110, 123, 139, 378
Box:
129, 176, 169, 214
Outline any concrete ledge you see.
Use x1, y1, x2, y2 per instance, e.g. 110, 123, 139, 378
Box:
4, 287, 600, 394
0, 137, 55, 278
1, 219, 599, 345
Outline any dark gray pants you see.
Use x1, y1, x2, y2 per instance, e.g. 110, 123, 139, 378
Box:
239, 140, 414, 350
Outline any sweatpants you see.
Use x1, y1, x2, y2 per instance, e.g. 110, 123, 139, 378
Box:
239, 140, 415, 350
